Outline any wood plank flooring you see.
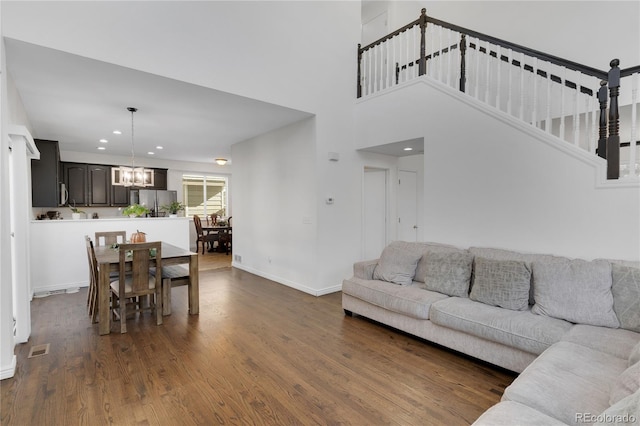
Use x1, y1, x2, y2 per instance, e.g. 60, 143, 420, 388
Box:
1, 262, 515, 425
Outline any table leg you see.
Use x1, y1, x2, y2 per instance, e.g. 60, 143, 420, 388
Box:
98, 263, 110, 335
188, 253, 199, 314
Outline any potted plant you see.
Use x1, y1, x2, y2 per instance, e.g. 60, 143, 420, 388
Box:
161, 201, 185, 218
69, 201, 85, 220
123, 204, 150, 218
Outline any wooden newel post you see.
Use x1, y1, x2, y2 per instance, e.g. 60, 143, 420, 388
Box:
357, 44, 363, 98
418, 8, 427, 76
459, 34, 467, 93
597, 80, 608, 159
607, 59, 620, 179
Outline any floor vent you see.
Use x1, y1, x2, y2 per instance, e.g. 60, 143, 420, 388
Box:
28, 343, 50, 359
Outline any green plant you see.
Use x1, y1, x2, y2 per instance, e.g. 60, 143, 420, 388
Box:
123, 204, 150, 217
69, 201, 85, 214
161, 201, 185, 214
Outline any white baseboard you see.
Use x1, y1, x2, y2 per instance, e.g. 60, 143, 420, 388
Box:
231, 263, 341, 296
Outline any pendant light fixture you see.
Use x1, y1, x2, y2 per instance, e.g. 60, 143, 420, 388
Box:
111, 107, 154, 187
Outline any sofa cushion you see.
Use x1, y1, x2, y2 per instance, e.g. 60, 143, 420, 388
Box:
469, 247, 565, 304
472, 401, 567, 426
372, 242, 423, 286
423, 251, 474, 297
470, 257, 531, 311
342, 277, 448, 320
610, 362, 640, 406
596, 391, 640, 426
560, 324, 640, 360
503, 341, 628, 425
611, 263, 640, 332
413, 243, 466, 284
430, 297, 572, 355
531, 259, 620, 328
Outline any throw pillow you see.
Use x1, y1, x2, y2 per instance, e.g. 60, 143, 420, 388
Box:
596, 391, 640, 426
531, 259, 620, 328
609, 361, 640, 406
469, 257, 531, 311
611, 264, 640, 332
423, 251, 474, 297
372, 244, 423, 286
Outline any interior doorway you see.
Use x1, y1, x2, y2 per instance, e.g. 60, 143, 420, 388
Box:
363, 167, 388, 259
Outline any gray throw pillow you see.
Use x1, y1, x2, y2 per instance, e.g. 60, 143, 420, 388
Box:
372, 244, 423, 286
611, 264, 640, 332
531, 259, 620, 328
423, 251, 474, 297
469, 257, 531, 311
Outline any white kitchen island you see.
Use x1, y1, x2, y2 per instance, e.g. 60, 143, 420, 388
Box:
30, 217, 190, 296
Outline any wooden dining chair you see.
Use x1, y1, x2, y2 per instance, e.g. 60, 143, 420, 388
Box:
208, 213, 218, 226
110, 242, 163, 333
95, 231, 127, 246
161, 265, 190, 315
85, 235, 99, 323
193, 215, 218, 254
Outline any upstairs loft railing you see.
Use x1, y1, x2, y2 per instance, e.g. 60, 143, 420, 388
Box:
357, 9, 640, 180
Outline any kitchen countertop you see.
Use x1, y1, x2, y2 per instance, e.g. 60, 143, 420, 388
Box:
32, 217, 189, 223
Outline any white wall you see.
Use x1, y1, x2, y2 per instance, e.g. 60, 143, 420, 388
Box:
357, 77, 640, 261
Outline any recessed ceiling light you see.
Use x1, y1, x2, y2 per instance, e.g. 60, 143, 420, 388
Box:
97, 146, 106, 150
156, 146, 163, 150
113, 130, 122, 135
99, 139, 108, 143
403, 147, 413, 151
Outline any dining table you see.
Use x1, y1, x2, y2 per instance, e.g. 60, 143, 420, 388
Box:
94, 241, 199, 335
201, 225, 231, 252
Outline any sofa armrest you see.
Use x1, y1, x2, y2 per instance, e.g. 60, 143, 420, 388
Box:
354, 259, 379, 280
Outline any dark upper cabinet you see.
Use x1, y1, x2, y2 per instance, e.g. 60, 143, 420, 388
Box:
150, 169, 168, 190
31, 140, 61, 207
63, 162, 88, 206
88, 165, 111, 206
111, 180, 130, 206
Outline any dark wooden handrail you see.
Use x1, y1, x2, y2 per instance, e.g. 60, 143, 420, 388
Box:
424, 15, 609, 81
359, 18, 421, 53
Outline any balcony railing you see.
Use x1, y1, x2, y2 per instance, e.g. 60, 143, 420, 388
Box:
357, 9, 639, 180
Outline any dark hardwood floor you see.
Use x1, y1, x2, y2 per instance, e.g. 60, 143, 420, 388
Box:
1, 261, 515, 425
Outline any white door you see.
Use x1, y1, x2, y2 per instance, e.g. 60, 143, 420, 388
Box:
397, 170, 418, 242
363, 168, 387, 259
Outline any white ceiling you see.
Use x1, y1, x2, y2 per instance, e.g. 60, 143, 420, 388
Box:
5, 38, 313, 165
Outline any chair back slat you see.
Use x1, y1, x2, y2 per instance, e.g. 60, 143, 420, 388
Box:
95, 231, 127, 246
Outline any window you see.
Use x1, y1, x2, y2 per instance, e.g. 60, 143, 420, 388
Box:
182, 175, 227, 218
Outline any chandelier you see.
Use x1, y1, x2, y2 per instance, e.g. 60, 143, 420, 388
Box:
111, 107, 154, 187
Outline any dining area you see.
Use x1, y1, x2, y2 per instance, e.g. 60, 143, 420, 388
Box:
84, 230, 199, 335
193, 214, 232, 255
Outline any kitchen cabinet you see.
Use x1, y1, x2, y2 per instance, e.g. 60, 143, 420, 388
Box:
31, 139, 61, 207
88, 165, 111, 206
111, 184, 130, 206
150, 168, 168, 190
63, 162, 88, 206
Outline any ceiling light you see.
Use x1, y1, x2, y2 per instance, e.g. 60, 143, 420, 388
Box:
97, 146, 106, 150
112, 107, 154, 187
156, 146, 163, 150
148, 152, 154, 155
113, 130, 122, 135
404, 147, 413, 151
99, 139, 108, 143
215, 158, 228, 166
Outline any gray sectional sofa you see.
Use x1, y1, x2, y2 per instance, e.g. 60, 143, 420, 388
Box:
342, 241, 640, 425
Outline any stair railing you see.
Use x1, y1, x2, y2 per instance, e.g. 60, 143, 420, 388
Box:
357, 9, 639, 180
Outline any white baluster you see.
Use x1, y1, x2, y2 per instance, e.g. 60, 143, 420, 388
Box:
545, 63, 551, 133
474, 38, 480, 100
560, 68, 566, 141
495, 45, 501, 111
532, 58, 538, 127
485, 43, 491, 104
589, 94, 597, 155
572, 73, 580, 147
519, 53, 525, 120
628, 73, 639, 177
507, 48, 513, 116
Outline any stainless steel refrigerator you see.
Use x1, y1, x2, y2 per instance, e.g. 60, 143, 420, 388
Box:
130, 190, 177, 217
